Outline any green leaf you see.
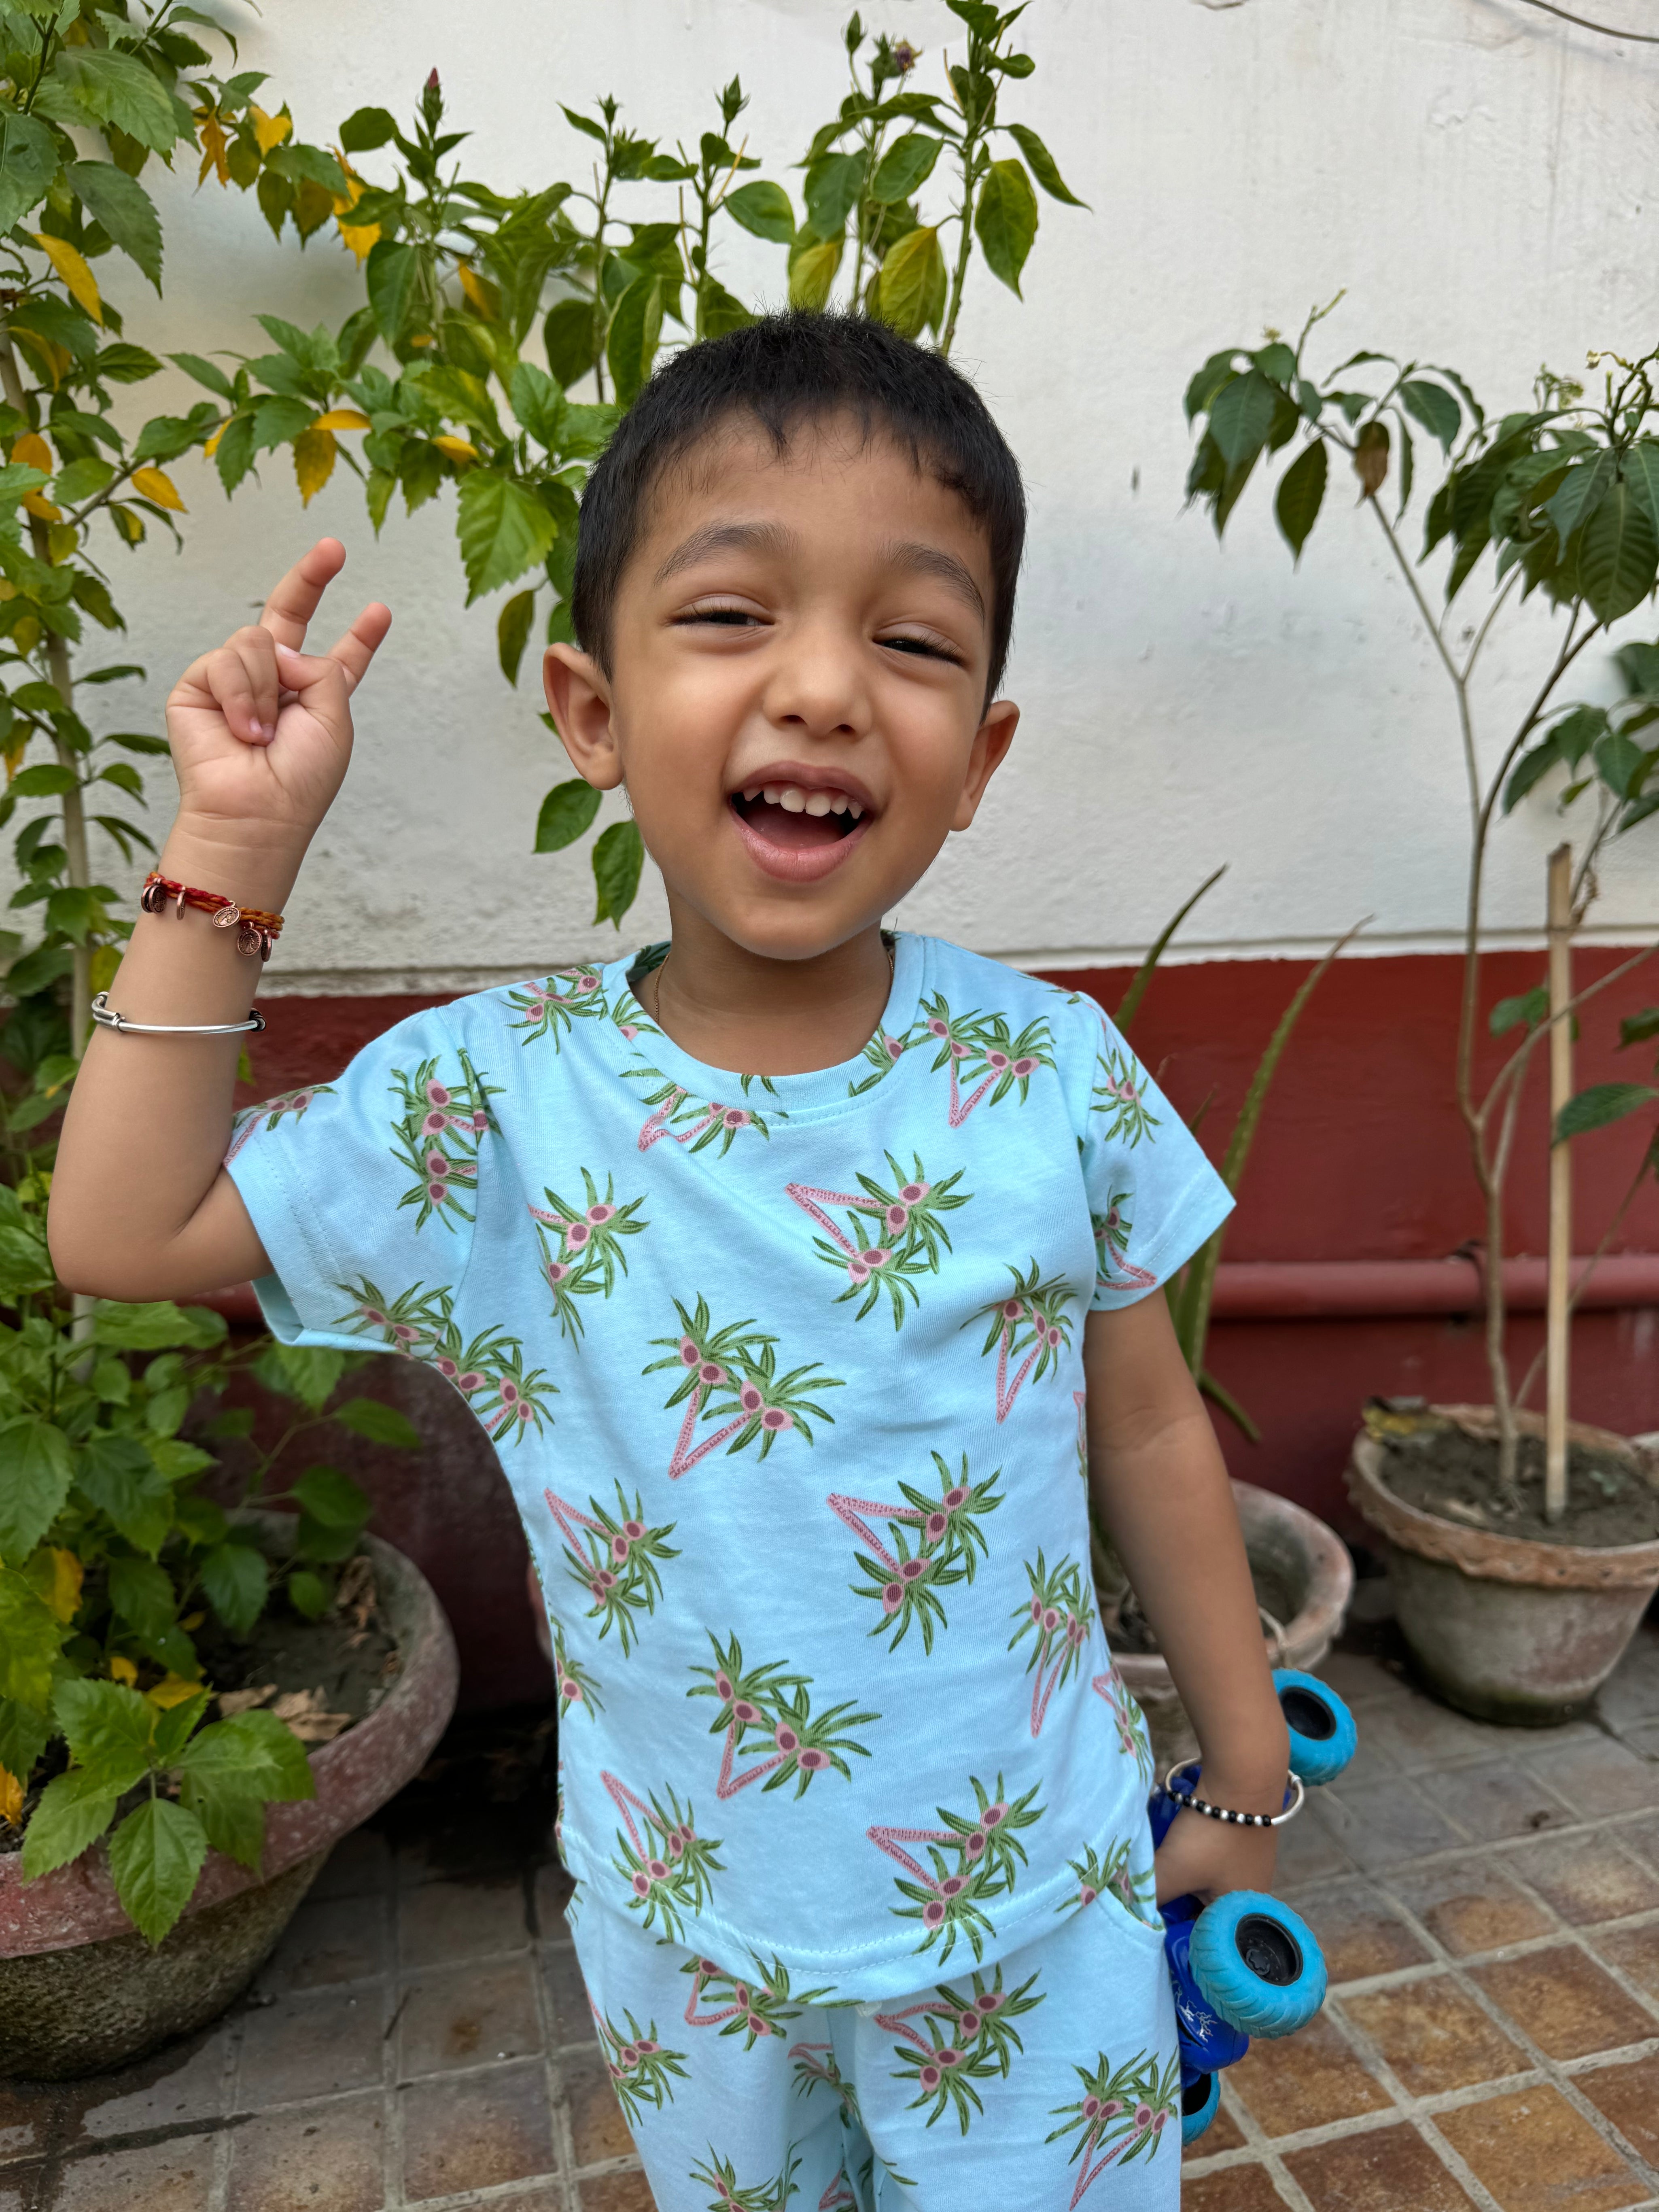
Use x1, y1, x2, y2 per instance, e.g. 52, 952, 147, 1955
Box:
107, 1554, 175, 1642
0, 1694, 50, 1782
214, 412, 257, 495
1555, 1081, 1659, 1142
288, 1568, 329, 1620
11, 763, 77, 796
508, 361, 566, 451
1547, 702, 1610, 767
803, 151, 863, 239
1617, 639, 1659, 698
1399, 378, 1460, 452
252, 1342, 342, 1411
169, 350, 235, 402
1619, 1007, 1659, 1047
973, 158, 1038, 297
19, 1767, 121, 1880
93, 1300, 226, 1352
1544, 453, 1614, 549
107, 1796, 208, 1946
288, 1464, 370, 1531
75, 1431, 172, 1557
0, 1418, 74, 1562
535, 777, 601, 853
1578, 480, 1658, 625
53, 1675, 153, 1790
543, 297, 598, 390
67, 161, 162, 290
331, 1397, 418, 1449
456, 471, 558, 605
0, 1219, 53, 1295
874, 226, 944, 341
0, 1565, 66, 1707
0, 108, 59, 235
1274, 439, 1327, 561
1503, 739, 1561, 813
723, 179, 795, 242
93, 343, 162, 384
1208, 369, 1279, 472
593, 818, 644, 928
496, 589, 535, 686
1593, 724, 1645, 799
698, 279, 753, 340
365, 237, 420, 348
1004, 121, 1085, 206
56, 49, 179, 153
340, 105, 397, 153
605, 273, 664, 409
869, 133, 941, 205
787, 236, 842, 312
199, 1539, 268, 1637
176, 1708, 312, 1870
1621, 442, 1659, 538
148, 1689, 210, 1771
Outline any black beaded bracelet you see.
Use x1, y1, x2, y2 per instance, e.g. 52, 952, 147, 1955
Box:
1162, 1761, 1306, 1829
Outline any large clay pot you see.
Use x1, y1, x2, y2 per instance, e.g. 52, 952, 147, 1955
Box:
1349, 1405, 1659, 1726
0, 1526, 458, 2078
1107, 1481, 1354, 1774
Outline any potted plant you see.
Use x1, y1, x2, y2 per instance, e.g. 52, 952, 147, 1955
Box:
1182, 306, 1659, 1722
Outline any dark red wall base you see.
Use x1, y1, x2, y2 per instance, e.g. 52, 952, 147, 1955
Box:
233, 948, 1659, 1707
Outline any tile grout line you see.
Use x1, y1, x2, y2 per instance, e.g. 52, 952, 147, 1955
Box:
1209, 2070, 1328, 2212
206, 2010, 240, 2212
385, 1855, 409, 2211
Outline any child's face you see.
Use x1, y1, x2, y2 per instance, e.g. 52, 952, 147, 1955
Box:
545, 414, 1018, 964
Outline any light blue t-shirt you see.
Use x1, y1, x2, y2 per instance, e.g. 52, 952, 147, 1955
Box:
228, 932, 1232, 2002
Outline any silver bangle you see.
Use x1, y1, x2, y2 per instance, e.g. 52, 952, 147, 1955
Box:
91, 991, 265, 1037
1162, 1761, 1305, 1828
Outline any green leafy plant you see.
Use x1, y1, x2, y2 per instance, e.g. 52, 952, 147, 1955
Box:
208, 4, 1082, 928
1183, 304, 1659, 1492
0, 1263, 418, 1945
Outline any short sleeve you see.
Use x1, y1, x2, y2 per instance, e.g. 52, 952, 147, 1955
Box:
1071, 998, 1234, 1312
225, 1005, 492, 1351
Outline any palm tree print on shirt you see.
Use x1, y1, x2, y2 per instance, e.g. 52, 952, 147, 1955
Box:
335, 1276, 556, 1442
604, 1769, 723, 1944
917, 993, 1054, 1125
1048, 2049, 1180, 2205
1091, 1042, 1160, 1148
629, 1068, 784, 1157
687, 2147, 800, 2212
545, 1480, 678, 1655
1092, 1193, 1159, 1294
529, 1170, 648, 1340
967, 1263, 1078, 1422
224, 1082, 333, 1163
1093, 1664, 1155, 1786
688, 1632, 878, 1801
550, 1620, 604, 1720
847, 1023, 912, 1096
591, 2000, 688, 2127
1008, 1552, 1095, 1736
869, 1773, 1044, 1966
646, 1299, 842, 1477
679, 1953, 836, 2050
387, 1052, 501, 1231
1060, 1836, 1157, 1926
835, 1452, 1003, 1653
503, 965, 614, 1047
880, 1962, 1045, 2135
788, 1153, 970, 1327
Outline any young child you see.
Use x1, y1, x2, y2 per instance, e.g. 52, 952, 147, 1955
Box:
52, 313, 1289, 2209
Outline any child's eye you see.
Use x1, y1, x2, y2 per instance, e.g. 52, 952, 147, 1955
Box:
674, 603, 762, 629
879, 631, 963, 665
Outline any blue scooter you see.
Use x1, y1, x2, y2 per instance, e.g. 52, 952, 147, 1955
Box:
1150, 1668, 1358, 2143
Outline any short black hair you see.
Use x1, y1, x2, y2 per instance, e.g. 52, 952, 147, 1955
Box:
571, 310, 1025, 702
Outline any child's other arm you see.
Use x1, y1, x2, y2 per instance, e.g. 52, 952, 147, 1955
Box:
1083, 1293, 1290, 1902
48, 540, 390, 1301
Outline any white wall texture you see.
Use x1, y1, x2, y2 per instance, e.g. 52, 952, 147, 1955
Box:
75, 0, 1659, 990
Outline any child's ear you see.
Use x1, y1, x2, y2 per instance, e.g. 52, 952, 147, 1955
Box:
543, 644, 624, 790
952, 698, 1019, 832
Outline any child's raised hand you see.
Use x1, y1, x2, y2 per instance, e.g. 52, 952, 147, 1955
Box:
1153, 1797, 1278, 1906
165, 538, 391, 870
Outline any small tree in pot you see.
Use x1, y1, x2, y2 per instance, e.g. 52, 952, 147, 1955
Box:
1182, 308, 1659, 1721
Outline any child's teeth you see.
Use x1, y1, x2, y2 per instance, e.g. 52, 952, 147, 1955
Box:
804, 792, 832, 816
743, 786, 759, 802
779, 788, 806, 813
829, 795, 848, 815
847, 801, 863, 820
762, 785, 782, 804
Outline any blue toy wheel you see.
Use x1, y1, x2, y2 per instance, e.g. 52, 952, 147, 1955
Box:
1273, 1668, 1358, 1788
1181, 2068, 1222, 2145
1188, 1891, 1327, 2039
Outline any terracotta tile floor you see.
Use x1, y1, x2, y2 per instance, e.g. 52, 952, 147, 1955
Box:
5, 1626, 1659, 2210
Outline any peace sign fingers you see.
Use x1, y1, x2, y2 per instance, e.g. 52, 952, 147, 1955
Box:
258, 536, 350, 651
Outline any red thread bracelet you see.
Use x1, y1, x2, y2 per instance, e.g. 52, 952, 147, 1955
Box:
140, 872, 284, 960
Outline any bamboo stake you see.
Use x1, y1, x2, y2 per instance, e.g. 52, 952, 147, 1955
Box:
1545, 842, 1573, 1523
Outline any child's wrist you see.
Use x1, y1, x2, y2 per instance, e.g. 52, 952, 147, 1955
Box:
161, 819, 305, 914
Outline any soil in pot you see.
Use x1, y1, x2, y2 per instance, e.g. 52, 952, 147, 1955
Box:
1381, 1423, 1659, 1548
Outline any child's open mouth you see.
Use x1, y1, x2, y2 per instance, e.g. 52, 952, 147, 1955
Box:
730, 780, 866, 850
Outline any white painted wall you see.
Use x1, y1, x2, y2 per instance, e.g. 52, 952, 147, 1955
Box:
79, 0, 1659, 989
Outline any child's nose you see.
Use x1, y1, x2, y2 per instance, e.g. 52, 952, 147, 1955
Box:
764, 623, 870, 739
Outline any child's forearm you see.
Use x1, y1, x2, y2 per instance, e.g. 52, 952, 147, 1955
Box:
49, 819, 295, 1300
1084, 1302, 1289, 1807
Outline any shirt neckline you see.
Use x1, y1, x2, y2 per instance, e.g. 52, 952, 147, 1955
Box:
597, 930, 928, 1119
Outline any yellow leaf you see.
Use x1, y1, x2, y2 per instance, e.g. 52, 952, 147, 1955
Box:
0, 1766, 21, 1829
23, 492, 60, 521
293, 424, 337, 506
330, 155, 381, 264
11, 431, 52, 474
47, 523, 77, 565
89, 943, 120, 994
249, 103, 292, 156
179, 1611, 204, 1631
457, 265, 497, 321
12, 330, 70, 388
109, 1654, 138, 1686
337, 217, 380, 264
432, 435, 478, 465
33, 233, 102, 325
131, 466, 185, 512
146, 1673, 202, 1709
312, 409, 371, 432
0, 579, 15, 602
203, 421, 225, 458
12, 616, 39, 652
45, 1547, 82, 1623
194, 104, 229, 188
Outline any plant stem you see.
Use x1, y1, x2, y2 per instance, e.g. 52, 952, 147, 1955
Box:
1544, 841, 1574, 1520
938, 138, 980, 359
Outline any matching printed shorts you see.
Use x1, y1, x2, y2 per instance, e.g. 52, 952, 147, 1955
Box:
567, 1883, 1182, 2211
